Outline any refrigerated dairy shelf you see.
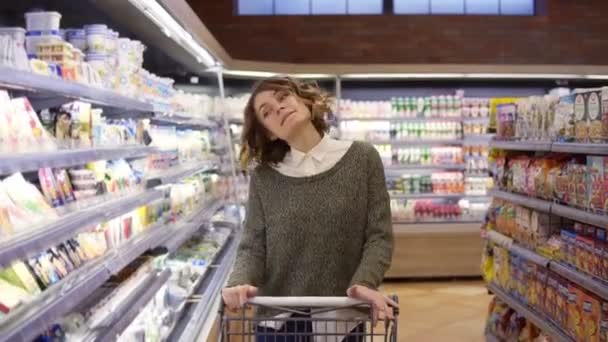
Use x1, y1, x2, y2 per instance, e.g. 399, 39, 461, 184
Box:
150, 115, 217, 129
0, 200, 222, 342
487, 283, 573, 342
486, 230, 608, 299
162, 199, 224, 254
384, 164, 465, 171
145, 160, 221, 188
0, 66, 155, 113
338, 116, 463, 122
168, 228, 239, 342
0, 145, 158, 175
368, 139, 464, 146
390, 193, 488, 200
0, 189, 163, 267
96, 269, 172, 342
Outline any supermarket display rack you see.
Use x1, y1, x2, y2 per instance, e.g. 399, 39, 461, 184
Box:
0, 66, 154, 114
487, 283, 574, 342
336, 101, 490, 277
0, 145, 158, 175
94, 269, 172, 342
145, 159, 221, 188
367, 138, 464, 147
0, 197, 225, 342
485, 138, 608, 339
0, 188, 163, 267
168, 224, 240, 342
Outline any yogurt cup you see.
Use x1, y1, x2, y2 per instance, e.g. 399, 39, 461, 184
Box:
25, 11, 61, 31
0, 27, 26, 49
25, 30, 62, 56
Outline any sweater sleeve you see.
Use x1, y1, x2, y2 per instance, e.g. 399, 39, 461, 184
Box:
226, 172, 266, 287
349, 145, 394, 289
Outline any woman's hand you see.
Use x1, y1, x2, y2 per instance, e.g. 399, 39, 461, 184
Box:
347, 285, 398, 326
222, 285, 258, 312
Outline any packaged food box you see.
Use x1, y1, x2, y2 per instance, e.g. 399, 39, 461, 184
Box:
581, 291, 602, 342
600, 300, 608, 342
575, 91, 589, 142
568, 284, 583, 338
602, 87, 608, 141
574, 163, 589, 208
597, 228, 608, 281
557, 278, 571, 327
588, 89, 605, 143
546, 273, 559, 323
556, 93, 576, 142
588, 156, 606, 213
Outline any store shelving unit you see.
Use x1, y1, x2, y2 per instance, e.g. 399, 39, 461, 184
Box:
0, 145, 158, 175
339, 116, 463, 122
368, 139, 464, 146
487, 283, 574, 342
489, 189, 608, 229
167, 225, 239, 342
0, 66, 155, 113
390, 193, 486, 200
489, 140, 608, 155
384, 164, 465, 171
145, 159, 220, 188
0, 189, 163, 267
0, 199, 223, 342
486, 137, 608, 338
95, 269, 172, 342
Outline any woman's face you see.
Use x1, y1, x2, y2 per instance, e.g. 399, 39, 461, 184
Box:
253, 89, 311, 141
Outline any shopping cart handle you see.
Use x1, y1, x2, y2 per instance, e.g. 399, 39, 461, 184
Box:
247, 297, 367, 308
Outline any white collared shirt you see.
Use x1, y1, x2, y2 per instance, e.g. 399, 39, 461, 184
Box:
273, 135, 353, 177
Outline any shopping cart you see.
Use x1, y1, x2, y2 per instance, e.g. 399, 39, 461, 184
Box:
220, 296, 399, 342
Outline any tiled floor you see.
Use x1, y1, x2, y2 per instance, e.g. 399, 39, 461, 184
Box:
380, 280, 491, 342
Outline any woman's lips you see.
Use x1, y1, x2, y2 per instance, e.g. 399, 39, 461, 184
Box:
281, 111, 296, 126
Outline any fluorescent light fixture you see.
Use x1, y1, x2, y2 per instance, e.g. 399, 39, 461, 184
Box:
128, 0, 216, 66
190, 76, 199, 84
585, 75, 608, 79
342, 73, 466, 79
223, 70, 277, 78
465, 73, 581, 79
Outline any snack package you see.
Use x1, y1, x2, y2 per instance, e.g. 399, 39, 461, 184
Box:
581, 291, 602, 342
557, 278, 571, 328
588, 157, 606, 213
2, 173, 56, 221
546, 273, 559, 323
588, 89, 604, 143
572, 162, 588, 208
575, 91, 589, 142
596, 228, 607, 281
38, 167, 64, 208
53, 169, 76, 204
497, 103, 517, 139
515, 206, 532, 247
561, 229, 577, 267
601, 301, 608, 342
554, 162, 571, 204
568, 285, 583, 339
602, 87, 608, 142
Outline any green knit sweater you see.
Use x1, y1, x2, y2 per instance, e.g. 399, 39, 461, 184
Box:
227, 141, 393, 300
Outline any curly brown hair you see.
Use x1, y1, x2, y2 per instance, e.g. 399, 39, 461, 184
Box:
239, 76, 331, 168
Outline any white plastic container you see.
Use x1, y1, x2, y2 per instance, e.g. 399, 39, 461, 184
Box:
25, 11, 61, 31
25, 30, 61, 56
86, 27, 108, 54
0, 27, 26, 49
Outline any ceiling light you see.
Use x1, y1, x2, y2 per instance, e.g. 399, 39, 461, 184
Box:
341, 73, 466, 79
465, 73, 581, 79
128, 0, 216, 67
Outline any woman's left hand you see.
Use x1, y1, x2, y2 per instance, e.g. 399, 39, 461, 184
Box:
347, 285, 398, 326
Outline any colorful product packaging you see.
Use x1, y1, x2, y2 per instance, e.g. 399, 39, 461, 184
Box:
588, 89, 604, 143
575, 91, 589, 142
588, 156, 605, 213
581, 291, 601, 342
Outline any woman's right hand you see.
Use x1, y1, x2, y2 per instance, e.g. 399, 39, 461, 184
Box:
222, 285, 258, 312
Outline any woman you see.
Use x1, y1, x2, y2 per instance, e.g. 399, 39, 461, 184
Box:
222, 76, 396, 340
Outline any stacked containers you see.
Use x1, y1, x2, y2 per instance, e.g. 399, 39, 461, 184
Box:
24, 11, 62, 57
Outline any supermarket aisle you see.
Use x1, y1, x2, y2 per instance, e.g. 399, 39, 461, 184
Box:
380, 280, 490, 342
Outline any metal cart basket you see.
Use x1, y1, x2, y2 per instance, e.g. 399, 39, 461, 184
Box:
220, 296, 399, 342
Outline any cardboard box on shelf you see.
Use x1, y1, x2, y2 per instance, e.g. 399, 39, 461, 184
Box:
588, 157, 606, 214
575, 92, 589, 142
588, 89, 604, 143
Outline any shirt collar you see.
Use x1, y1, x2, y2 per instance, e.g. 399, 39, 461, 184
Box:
290, 134, 332, 166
